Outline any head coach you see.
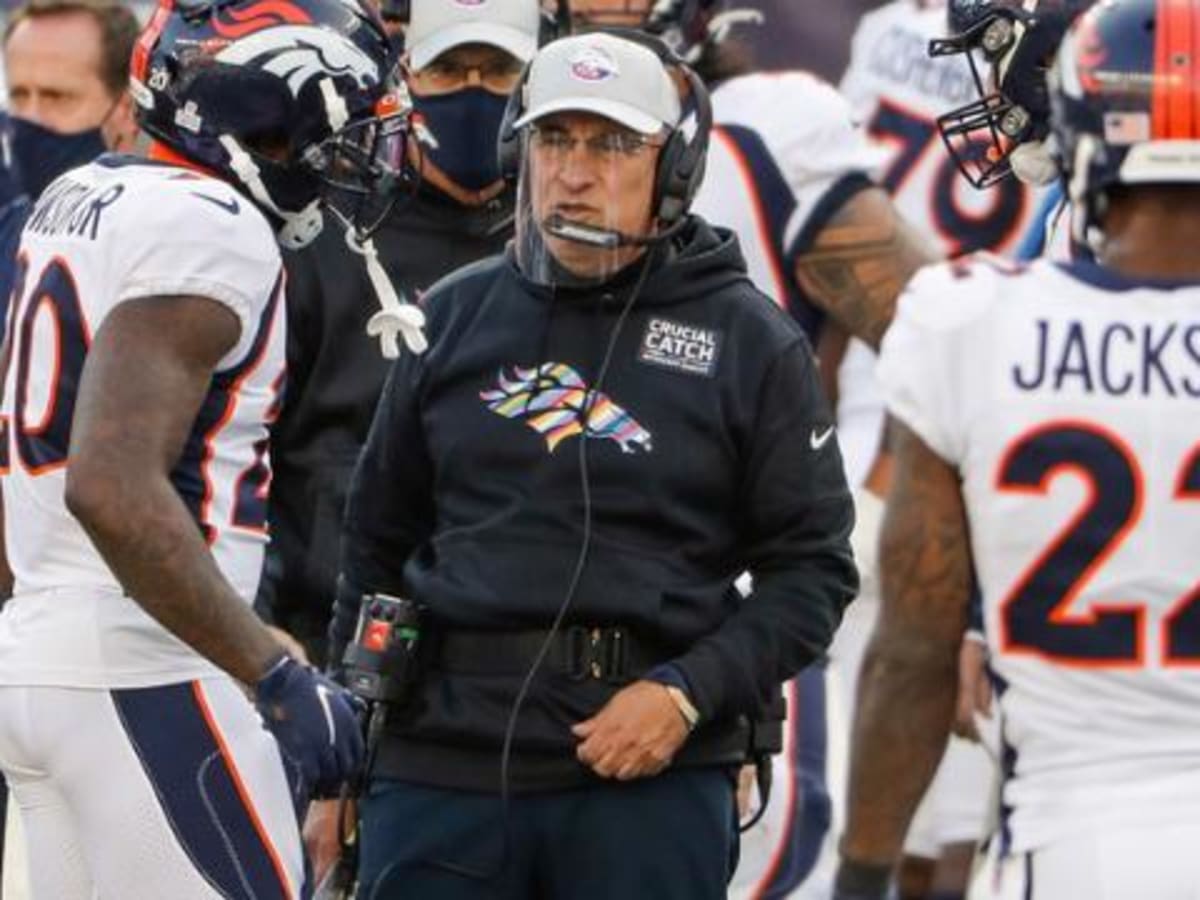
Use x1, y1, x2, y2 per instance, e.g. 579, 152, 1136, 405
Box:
329, 30, 858, 900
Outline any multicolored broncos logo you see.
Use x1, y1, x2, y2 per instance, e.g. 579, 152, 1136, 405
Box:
480, 363, 653, 454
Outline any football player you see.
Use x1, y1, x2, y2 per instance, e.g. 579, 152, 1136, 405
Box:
0, 0, 413, 896
931, 0, 1096, 260
837, 1, 1200, 897
560, 3, 937, 897
837, 2, 1053, 893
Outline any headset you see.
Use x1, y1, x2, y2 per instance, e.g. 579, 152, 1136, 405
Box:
496, 27, 712, 245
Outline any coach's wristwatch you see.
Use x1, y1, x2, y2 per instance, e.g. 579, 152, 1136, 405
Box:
664, 684, 700, 732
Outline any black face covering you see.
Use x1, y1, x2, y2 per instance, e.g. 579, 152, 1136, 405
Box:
5, 116, 107, 199
412, 87, 509, 193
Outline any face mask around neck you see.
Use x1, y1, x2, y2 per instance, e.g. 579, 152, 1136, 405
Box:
5, 115, 108, 199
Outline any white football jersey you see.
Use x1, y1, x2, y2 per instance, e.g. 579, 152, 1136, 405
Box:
0, 157, 286, 688
693, 71, 889, 484
879, 256, 1200, 854
840, 0, 1044, 259
695, 71, 887, 333
695, 72, 891, 900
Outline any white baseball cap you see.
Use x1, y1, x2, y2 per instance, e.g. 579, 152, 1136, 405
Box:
406, 0, 541, 72
513, 33, 682, 136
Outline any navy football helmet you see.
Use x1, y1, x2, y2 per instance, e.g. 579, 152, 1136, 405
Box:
130, 0, 413, 248
1052, 0, 1200, 248
930, 0, 1094, 188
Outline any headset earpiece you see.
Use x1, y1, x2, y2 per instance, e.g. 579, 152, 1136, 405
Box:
494, 27, 712, 223
596, 28, 712, 225
496, 62, 532, 184
652, 63, 710, 225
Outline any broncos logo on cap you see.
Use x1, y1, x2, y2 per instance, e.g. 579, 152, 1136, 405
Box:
215, 24, 380, 95
480, 362, 652, 454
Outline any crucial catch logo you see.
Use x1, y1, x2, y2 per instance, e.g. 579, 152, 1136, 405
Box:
480, 362, 652, 454
638, 317, 722, 377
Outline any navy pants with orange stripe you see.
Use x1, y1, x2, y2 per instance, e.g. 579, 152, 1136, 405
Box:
357, 767, 738, 900
0, 678, 308, 899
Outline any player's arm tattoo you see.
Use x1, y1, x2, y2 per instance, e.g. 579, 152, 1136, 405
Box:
840, 417, 972, 866
794, 188, 937, 351
66, 295, 281, 685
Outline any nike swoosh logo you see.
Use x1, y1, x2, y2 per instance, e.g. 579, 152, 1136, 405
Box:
315, 684, 337, 746
191, 192, 240, 215
810, 426, 836, 450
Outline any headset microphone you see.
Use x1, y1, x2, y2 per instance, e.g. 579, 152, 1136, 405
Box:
542, 212, 688, 248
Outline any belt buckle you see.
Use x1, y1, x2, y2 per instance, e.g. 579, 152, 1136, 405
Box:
563, 625, 628, 682
601, 627, 628, 684
564, 625, 591, 681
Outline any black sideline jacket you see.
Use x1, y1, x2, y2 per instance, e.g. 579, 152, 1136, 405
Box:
332, 216, 859, 790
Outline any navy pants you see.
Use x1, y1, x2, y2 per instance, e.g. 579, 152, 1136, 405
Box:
357, 767, 738, 900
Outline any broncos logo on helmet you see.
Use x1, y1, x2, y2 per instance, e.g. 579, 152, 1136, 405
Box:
215, 24, 382, 94
209, 0, 313, 38
132, 0, 406, 249
481, 363, 653, 454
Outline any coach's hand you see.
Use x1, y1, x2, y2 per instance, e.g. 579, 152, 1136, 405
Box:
254, 655, 364, 797
573, 680, 690, 781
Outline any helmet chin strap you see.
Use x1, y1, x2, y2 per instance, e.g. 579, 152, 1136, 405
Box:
1067, 133, 1107, 254
218, 134, 325, 250
218, 129, 427, 359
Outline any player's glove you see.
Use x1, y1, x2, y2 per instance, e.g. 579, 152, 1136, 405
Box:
254, 655, 365, 799
832, 859, 893, 900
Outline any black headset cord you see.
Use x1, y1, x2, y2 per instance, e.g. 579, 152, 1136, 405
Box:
369, 252, 657, 897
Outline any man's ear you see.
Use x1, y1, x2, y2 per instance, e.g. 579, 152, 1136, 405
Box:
103, 92, 140, 153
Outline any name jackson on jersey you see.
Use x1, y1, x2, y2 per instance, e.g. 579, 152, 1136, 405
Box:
1012, 315, 1200, 398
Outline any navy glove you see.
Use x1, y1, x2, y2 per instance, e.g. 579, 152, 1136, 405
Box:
254, 655, 365, 798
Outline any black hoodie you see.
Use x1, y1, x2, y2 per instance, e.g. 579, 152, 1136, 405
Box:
333, 216, 858, 791
256, 185, 513, 661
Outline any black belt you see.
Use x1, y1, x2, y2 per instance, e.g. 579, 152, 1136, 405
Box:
434, 625, 663, 684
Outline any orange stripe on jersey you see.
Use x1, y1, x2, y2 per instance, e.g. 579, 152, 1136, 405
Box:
190, 682, 294, 898
18, 256, 92, 477
1153, 0, 1199, 138
193, 271, 285, 545
147, 141, 221, 180
711, 127, 790, 308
